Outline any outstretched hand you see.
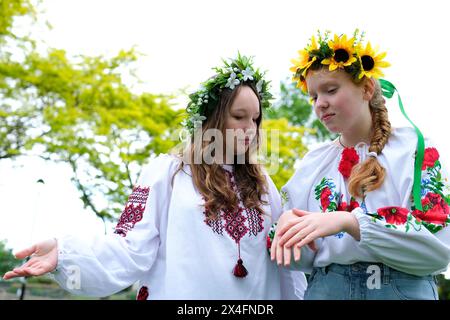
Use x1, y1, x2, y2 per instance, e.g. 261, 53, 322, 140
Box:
3, 238, 58, 280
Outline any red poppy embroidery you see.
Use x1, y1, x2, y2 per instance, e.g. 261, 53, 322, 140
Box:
337, 194, 360, 212
115, 186, 150, 237
338, 147, 359, 179
136, 286, 149, 300
422, 147, 440, 170
377, 206, 409, 225
412, 192, 449, 226
320, 187, 332, 211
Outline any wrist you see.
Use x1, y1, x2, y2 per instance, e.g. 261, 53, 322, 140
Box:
341, 211, 361, 240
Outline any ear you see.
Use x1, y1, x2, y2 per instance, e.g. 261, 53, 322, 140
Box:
362, 78, 376, 101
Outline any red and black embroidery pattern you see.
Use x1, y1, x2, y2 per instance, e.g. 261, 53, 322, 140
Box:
246, 208, 264, 236
202, 168, 265, 278
204, 212, 224, 235
115, 186, 150, 237
223, 207, 249, 244
136, 286, 149, 300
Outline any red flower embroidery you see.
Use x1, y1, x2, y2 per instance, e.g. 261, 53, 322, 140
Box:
412, 192, 449, 226
349, 199, 360, 211
320, 187, 332, 211
137, 286, 149, 300
338, 148, 359, 179
338, 199, 360, 212
337, 201, 348, 211
266, 235, 272, 249
377, 206, 409, 225
422, 147, 440, 170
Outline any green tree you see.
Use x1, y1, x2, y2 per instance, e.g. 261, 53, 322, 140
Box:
262, 118, 310, 190
1, 0, 183, 223
0, 240, 16, 276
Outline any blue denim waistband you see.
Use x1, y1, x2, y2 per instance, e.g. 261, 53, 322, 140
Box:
315, 262, 435, 283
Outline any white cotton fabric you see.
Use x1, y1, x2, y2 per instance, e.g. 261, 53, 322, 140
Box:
283, 127, 450, 276
52, 154, 307, 299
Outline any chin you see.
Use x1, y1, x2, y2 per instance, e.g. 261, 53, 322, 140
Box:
324, 124, 340, 134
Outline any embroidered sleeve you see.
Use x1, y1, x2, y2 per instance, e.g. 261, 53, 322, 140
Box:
52, 154, 177, 297
353, 145, 450, 276
364, 147, 450, 233
115, 186, 151, 237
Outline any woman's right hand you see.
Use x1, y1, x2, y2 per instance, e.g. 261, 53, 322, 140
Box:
2, 238, 58, 280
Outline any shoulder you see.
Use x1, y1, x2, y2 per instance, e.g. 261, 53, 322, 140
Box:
295, 140, 340, 173
138, 153, 183, 186
385, 126, 439, 156
303, 140, 337, 160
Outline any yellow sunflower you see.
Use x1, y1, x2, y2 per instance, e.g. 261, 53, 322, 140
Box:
321, 34, 357, 71
290, 36, 319, 77
292, 74, 308, 93
357, 42, 391, 79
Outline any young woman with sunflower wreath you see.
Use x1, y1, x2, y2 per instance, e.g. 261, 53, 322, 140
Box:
269, 30, 450, 300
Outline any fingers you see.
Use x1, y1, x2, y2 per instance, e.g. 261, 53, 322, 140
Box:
283, 245, 291, 266
297, 232, 320, 249
14, 244, 37, 260
307, 241, 318, 252
3, 271, 21, 280
293, 244, 301, 262
276, 235, 284, 266
276, 217, 304, 238
270, 232, 278, 261
284, 226, 314, 248
292, 208, 310, 217
278, 221, 307, 247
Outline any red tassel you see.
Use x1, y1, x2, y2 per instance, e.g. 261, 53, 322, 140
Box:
233, 258, 248, 278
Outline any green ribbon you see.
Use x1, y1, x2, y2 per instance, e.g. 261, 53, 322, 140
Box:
379, 79, 424, 211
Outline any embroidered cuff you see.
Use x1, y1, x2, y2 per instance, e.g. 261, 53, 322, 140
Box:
266, 222, 277, 256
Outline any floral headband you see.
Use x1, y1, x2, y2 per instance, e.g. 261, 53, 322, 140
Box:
290, 29, 390, 93
182, 53, 273, 135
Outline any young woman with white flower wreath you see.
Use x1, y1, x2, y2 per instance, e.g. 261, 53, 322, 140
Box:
3, 54, 307, 300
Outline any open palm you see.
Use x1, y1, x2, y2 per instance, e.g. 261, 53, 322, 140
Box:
2, 238, 58, 280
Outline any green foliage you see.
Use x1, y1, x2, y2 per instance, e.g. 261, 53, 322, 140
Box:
0, 240, 16, 276
0, 0, 35, 40
0, 0, 183, 221
262, 118, 309, 190
437, 274, 450, 300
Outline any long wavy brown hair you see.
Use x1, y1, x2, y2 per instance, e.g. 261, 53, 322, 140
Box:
176, 83, 268, 219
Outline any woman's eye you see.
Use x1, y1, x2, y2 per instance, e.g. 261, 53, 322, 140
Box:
328, 88, 337, 94
234, 116, 243, 120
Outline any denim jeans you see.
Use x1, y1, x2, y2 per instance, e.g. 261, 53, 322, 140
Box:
304, 262, 439, 300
